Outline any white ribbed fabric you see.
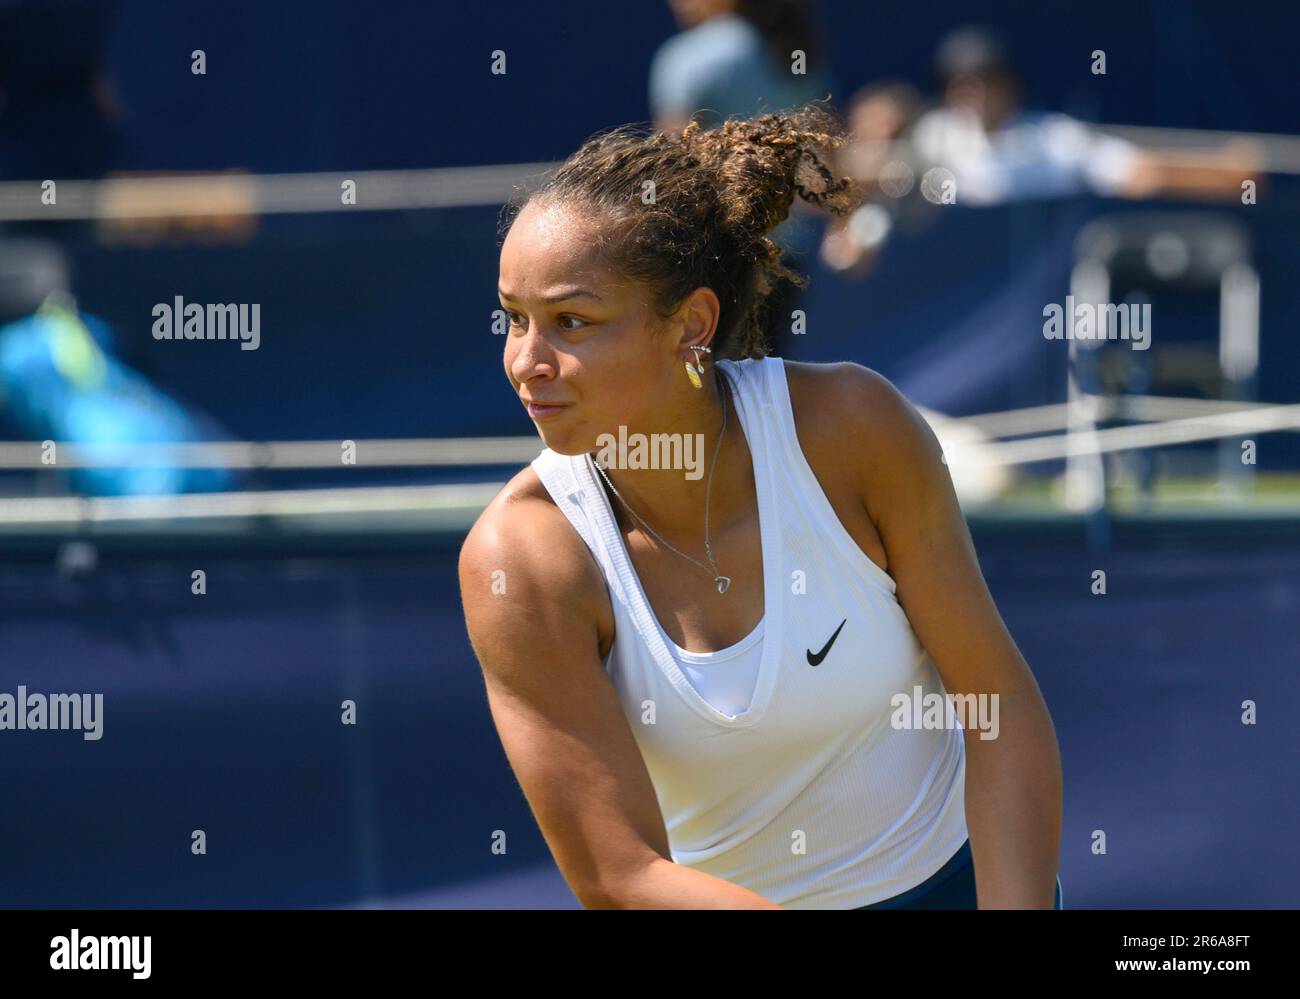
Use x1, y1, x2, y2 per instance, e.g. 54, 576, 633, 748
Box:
530, 356, 968, 909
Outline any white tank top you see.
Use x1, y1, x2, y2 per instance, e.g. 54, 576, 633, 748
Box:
530, 356, 968, 908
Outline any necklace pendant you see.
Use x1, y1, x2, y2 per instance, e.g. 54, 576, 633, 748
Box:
715, 575, 731, 594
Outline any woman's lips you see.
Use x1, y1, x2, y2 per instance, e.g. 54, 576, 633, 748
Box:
526, 402, 567, 420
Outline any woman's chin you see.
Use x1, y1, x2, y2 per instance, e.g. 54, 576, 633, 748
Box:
534, 427, 587, 457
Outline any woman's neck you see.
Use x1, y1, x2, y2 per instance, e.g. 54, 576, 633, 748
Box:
595, 370, 754, 542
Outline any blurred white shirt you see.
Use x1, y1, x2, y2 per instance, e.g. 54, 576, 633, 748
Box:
911, 107, 1141, 205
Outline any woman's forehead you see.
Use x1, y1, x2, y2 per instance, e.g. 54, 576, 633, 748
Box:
501, 203, 639, 299
504, 202, 601, 265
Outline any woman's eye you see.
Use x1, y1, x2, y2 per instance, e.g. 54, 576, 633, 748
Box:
503, 311, 585, 331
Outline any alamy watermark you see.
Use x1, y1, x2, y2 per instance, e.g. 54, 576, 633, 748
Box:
152, 296, 260, 350
50, 930, 150, 978
593, 426, 705, 480
890, 685, 999, 740
0, 686, 103, 740
1043, 296, 1151, 350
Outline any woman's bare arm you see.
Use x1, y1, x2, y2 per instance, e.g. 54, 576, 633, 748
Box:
459, 490, 784, 909
828, 363, 1064, 909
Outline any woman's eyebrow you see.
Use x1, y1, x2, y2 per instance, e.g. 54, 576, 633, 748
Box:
497, 287, 604, 303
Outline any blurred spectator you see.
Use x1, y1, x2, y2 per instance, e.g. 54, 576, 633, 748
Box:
650, 0, 835, 356
911, 26, 1259, 206
820, 81, 926, 278
0, 294, 239, 496
822, 27, 1263, 280
650, 0, 832, 133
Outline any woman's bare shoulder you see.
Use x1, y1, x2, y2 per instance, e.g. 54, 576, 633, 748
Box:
462, 465, 570, 568
780, 358, 885, 460
781, 357, 926, 454
780, 357, 896, 409
458, 464, 614, 647
779, 358, 944, 524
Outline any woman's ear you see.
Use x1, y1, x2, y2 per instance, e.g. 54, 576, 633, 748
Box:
677, 286, 721, 349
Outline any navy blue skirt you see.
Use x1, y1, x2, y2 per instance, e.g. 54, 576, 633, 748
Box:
854, 840, 1063, 909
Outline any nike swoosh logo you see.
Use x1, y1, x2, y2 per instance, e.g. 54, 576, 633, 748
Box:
807, 618, 847, 666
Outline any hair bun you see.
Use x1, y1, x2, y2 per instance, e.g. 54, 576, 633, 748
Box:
682, 103, 856, 247
505, 102, 859, 361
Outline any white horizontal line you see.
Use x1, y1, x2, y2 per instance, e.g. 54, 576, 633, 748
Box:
1, 397, 1294, 470
3, 121, 1295, 222
0, 163, 559, 220
0, 482, 504, 524
0, 437, 544, 468
979, 402, 1300, 466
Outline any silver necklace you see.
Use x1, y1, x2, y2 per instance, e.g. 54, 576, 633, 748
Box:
592, 369, 732, 594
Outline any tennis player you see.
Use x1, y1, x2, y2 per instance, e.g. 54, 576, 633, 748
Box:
459, 105, 1064, 909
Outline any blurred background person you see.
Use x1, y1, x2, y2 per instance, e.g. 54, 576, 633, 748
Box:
819, 26, 1263, 281
819, 80, 925, 278
650, 0, 837, 357
911, 25, 1261, 207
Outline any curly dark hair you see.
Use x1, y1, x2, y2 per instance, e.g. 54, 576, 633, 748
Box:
497, 102, 860, 360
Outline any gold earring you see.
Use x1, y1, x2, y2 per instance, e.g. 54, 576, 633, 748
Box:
684, 345, 711, 389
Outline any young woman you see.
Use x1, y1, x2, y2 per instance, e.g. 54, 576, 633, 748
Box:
459, 106, 1063, 909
